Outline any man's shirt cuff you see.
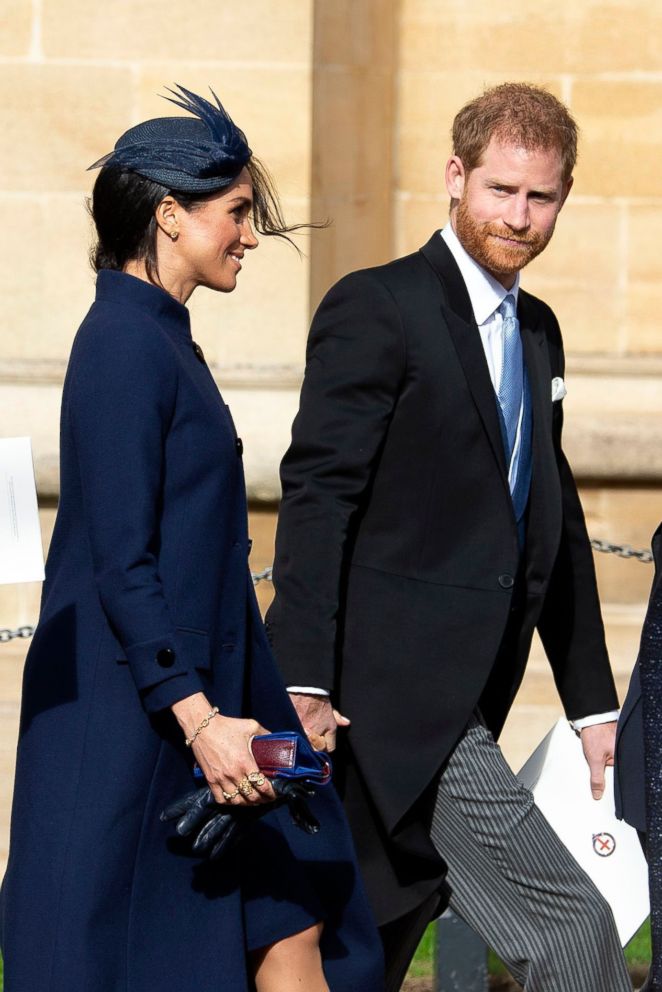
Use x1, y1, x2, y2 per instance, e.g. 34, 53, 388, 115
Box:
570, 710, 620, 732
287, 686, 330, 697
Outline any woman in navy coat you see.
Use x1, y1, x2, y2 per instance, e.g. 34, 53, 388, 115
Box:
616, 523, 662, 991
0, 86, 383, 992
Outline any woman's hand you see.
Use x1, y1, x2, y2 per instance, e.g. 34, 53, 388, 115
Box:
171, 693, 276, 806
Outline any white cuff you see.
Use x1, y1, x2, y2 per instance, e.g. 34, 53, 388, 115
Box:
287, 686, 330, 697
570, 710, 620, 732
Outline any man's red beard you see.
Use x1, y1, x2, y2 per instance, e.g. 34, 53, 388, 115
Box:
454, 195, 554, 279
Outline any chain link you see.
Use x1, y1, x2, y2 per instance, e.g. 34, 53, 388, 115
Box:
0, 625, 36, 643
0, 543, 651, 642
590, 539, 653, 564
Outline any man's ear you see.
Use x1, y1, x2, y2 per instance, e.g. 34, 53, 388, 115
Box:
559, 175, 574, 211
445, 155, 466, 201
155, 195, 179, 238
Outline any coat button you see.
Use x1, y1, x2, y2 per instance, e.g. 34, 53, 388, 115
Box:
192, 342, 206, 364
156, 647, 176, 668
235, 437, 243, 456
498, 574, 515, 589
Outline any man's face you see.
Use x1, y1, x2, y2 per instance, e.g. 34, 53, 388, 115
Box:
446, 137, 572, 288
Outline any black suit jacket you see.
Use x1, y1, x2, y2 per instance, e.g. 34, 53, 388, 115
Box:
266, 233, 619, 924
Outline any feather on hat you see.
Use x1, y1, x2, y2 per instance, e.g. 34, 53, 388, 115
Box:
88, 85, 252, 192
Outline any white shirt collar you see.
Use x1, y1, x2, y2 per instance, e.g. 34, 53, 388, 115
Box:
441, 223, 520, 326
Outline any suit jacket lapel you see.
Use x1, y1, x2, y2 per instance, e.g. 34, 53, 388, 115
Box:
518, 292, 562, 578
420, 234, 510, 493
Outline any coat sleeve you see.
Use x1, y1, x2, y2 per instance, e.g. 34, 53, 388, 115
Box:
536, 311, 620, 720
67, 311, 205, 713
265, 271, 406, 691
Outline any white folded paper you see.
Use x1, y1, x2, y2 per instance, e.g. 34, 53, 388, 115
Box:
0, 437, 45, 585
518, 718, 649, 946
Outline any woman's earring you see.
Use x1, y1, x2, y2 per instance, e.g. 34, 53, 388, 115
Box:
170, 230, 179, 242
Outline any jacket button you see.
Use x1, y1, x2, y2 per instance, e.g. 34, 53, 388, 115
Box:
192, 342, 206, 364
156, 647, 176, 668
235, 437, 243, 456
498, 574, 515, 589
247, 538, 253, 555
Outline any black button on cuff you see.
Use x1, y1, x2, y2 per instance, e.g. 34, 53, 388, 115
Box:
498, 574, 515, 589
235, 437, 243, 456
156, 647, 176, 668
192, 342, 206, 363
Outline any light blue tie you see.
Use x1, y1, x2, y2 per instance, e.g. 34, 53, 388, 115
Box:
496, 294, 523, 474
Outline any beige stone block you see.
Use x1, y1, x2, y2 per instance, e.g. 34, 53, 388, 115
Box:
399, 0, 662, 74
1, 194, 96, 360
188, 203, 311, 368
314, 0, 396, 68
309, 195, 395, 310
0, 65, 133, 192
526, 202, 622, 289
579, 484, 660, 605
628, 205, 662, 286
393, 195, 448, 257
138, 66, 312, 197
625, 283, 662, 353
517, 277, 622, 353
42, 0, 312, 62
313, 65, 394, 198
397, 72, 563, 196
572, 81, 662, 199
224, 388, 301, 501
1, 0, 33, 56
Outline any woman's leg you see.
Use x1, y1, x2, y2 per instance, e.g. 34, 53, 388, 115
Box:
251, 922, 329, 992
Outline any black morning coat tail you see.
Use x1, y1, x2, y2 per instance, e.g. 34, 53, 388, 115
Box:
266, 232, 619, 925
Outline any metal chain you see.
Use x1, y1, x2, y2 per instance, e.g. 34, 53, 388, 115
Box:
0, 543, 651, 642
0, 625, 36, 643
590, 539, 653, 564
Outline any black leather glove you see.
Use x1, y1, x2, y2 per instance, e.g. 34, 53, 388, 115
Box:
161, 786, 247, 859
161, 779, 320, 860
272, 778, 320, 834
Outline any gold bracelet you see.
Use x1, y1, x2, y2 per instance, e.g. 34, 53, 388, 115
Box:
185, 706, 219, 748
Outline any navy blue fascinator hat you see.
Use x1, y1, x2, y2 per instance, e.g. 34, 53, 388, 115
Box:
88, 84, 252, 192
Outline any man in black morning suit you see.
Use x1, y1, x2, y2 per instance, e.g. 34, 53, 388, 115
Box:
266, 84, 631, 991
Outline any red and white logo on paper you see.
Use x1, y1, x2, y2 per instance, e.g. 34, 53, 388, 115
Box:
592, 832, 616, 857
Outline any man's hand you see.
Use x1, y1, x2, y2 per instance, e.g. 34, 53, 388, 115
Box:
580, 721, 617, 800
288, 693, 350, 752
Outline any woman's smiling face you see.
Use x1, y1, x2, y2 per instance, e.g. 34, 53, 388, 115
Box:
162, 167, 259, 298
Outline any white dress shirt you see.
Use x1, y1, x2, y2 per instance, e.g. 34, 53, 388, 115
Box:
288, 224, 619, 729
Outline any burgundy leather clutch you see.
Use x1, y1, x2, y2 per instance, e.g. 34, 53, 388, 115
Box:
251, 731, 331, 785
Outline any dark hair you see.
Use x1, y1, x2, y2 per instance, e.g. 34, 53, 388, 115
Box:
89, 157, 310, 282
452, 82, 578, 182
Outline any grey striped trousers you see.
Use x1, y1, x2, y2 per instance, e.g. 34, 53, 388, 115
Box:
431, 720, 632, 992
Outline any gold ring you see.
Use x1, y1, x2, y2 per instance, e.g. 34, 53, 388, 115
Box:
238, 777, 255, 797
222, 788, 240, 802
248, 771, 266, 787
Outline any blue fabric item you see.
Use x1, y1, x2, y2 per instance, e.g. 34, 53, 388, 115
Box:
496, 294, 523, 471
0, 270, 384, 992
88, 84, 252, 192
512, 369, 533, 548
492, 295, 532, 549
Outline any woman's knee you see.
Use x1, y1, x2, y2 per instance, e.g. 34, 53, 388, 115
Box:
277, 922, 324, 954
256, 922, 324, 964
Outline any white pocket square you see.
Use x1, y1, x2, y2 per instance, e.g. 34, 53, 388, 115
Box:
551, 376, 567, 402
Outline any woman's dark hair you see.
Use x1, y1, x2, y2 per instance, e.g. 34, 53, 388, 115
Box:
89, 157, 312, 283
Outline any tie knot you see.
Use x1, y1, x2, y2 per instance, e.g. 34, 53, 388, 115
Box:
498, 294, 517, 321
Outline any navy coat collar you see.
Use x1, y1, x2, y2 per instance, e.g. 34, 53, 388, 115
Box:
95, 269, 192, 341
